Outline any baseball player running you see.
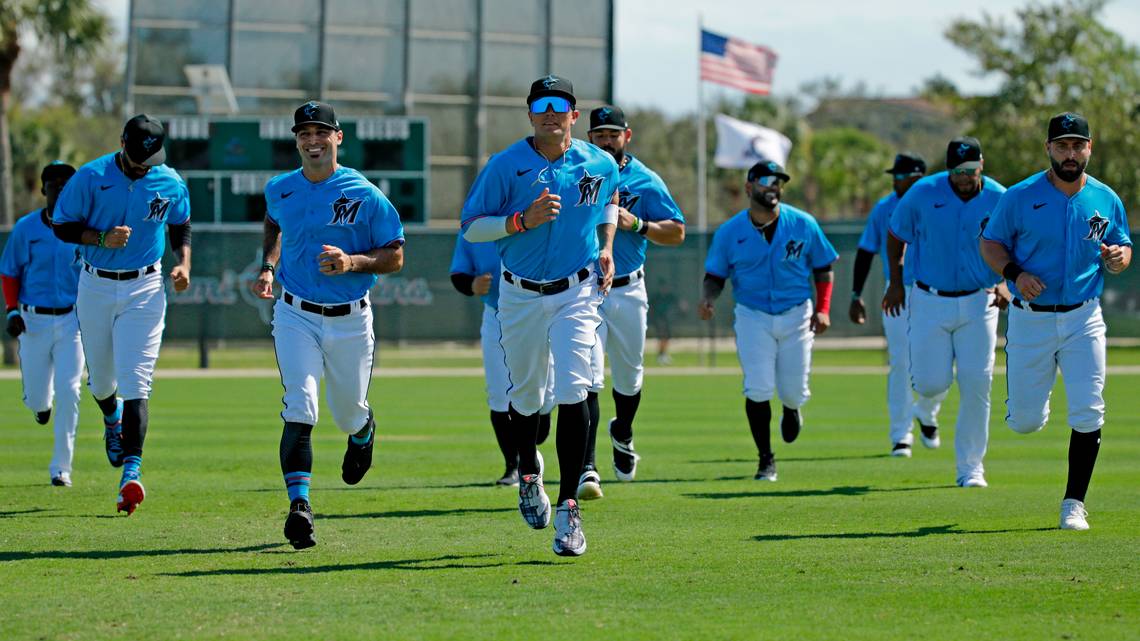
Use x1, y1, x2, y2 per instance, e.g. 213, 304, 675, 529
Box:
980, 112, 1131, 530
462, 75, 619, 557
449, 231, 555, 486
851, 152, 945, 457
699, 161, 838, 482
1, 162, 83, 486
883, 137, 1007, 488
253, 101, 405, 550
53, 115, 192, 514
580, 104, 685, 499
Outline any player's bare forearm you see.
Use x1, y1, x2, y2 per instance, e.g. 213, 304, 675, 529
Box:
351, 246, 404, 275
647, 220, 685, 246
885, 233, 906, 285
261, 218, 282, 266
979, 238, 1011, 275
597, 222, 616, 254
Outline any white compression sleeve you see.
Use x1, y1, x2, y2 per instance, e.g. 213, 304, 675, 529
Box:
463, 216, 510, 242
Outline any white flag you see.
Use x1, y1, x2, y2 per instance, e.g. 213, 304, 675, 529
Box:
713, 114, 792, 169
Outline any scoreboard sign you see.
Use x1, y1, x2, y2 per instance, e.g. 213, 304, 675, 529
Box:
159, 116, 429, 225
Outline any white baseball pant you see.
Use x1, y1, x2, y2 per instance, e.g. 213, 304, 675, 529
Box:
906, 286, 998, 479
76, 265, 165, 401
481, 303, 555, 414
882, 306, 944, 445
496, 270, 601, 416
272, 293, 374, 433
733, 300, 813, 408
1004, 299, 1104, 434
589, 276, 649, 395
18, 308, 84, 477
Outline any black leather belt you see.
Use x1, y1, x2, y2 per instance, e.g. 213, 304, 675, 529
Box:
610, 268, 644, 289
283, 292, 368, 317
85, 264, 158, 280
1012, 298, 1087, 313
503, 267, 590, 296
916, 280, 979, 298
21, 304, 74, 315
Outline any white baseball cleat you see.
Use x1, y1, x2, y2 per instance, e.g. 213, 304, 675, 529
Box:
957, 474, 988, 488
608, 419, 640, 482
517, 473, 551, 529
890, 442, 912, 458
919, 423, 941, 449
1060, 499, 1090, 531
552, 499, 587, 557
576, 468, 603, 500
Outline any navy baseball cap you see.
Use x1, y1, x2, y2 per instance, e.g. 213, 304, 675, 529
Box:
885, 152, 926, 176
747, 160, 791, 183
292, 100, 340, 133
121, 114, 166, 167
40, 161, 76, 184
589, 105, 628, 132
1047, 112, 1090, 142
527, 75, 576, 106
946, 136, 982, 170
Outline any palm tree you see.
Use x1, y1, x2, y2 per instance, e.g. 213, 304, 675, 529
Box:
0, 0, 109, 226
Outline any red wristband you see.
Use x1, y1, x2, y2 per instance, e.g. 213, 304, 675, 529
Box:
814, 279, 833, 315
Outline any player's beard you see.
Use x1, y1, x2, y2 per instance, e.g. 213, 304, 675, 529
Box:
1051, 157, 1086, 183
752, 188, 779, 211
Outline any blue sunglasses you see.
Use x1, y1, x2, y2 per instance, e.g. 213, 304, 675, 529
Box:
529, 96, 573, 114
752, 175, 785, 187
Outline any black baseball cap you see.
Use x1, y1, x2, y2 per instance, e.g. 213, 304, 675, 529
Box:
121, 114, 166, 167
1048, 112, 1091, 142
885, 152, 926, 176
747, 160, 791, 183
589, 105, 628, 132
527, 75, 576, 106
292, 100, 340, 133
946, 136, 983, 170
40, 161, 76, 184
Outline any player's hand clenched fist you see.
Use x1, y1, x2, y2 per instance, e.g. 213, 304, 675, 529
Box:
252, 268, 275, 299
318, 245, 353, 275
848, 297, 866, 324
1101, 243, 1128, 273
811, 311, 831, 335
170, 264, 191, 292
472, 273, 493, 296
697, 298, 715, 321
102, 226, 131, 249
522, 188, 560, 229
5, 310, 25, 338
1014, 271, 1046, 302
616, 208, 637, 231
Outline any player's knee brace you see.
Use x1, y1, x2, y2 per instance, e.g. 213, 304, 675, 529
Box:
280, 422, 314, 473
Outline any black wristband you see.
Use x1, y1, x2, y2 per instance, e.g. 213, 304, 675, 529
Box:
1002, 262, 1024, 282
637, 221, 649, 236
260, 262, 275, 273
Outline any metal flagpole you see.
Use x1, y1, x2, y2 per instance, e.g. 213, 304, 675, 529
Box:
696, 16, 714, 367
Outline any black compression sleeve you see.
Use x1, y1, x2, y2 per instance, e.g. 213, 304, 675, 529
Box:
851, 248, 874, 295
704, 273, 727, 288
450, 273, 475, 296
169, 222, 191, 250
53, 222, 86, 244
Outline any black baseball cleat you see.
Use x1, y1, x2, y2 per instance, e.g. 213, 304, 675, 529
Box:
755, 452, 777, 481
919, 422, 941, 449
284, 499, 316, 550
34, 409, 51, 425
780, 407, 802, 443
341, 412, 375, 485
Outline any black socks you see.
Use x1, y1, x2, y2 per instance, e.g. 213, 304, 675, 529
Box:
1064, 429, 1101, 503
556, 400, 590, 505
745, 399, 772, 457
610, 390, 642, 442
583, 392, 600, 469
121, 399, 149, 459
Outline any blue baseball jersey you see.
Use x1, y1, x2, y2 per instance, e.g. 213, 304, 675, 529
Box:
889, 172, 1006, 292
705, 205, 839, 314
54, 153, 190, 270
982, 171, 1132, 306
858, 191, 917, 286
450, 231, 502, 310
0, 209, 81, 308
461, 137, 619, 281
266, 166, 405, 304
613, 154, 685, 275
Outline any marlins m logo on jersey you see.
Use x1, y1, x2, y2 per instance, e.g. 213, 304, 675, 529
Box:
144, 193, 171, 222
575, 169, 605, 206
1084, 211, 1109, 242
329, 192, 364, 225
618, 188, 641, 211
784, 239, 805, 261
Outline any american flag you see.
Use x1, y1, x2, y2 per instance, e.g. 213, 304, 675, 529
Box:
700, 29, 777, 95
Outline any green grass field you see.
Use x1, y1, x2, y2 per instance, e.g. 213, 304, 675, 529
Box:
1, 355, 1138, 640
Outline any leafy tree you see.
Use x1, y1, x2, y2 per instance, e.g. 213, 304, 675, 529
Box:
943, 0, 1140, 220
0, 0, 110, 225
